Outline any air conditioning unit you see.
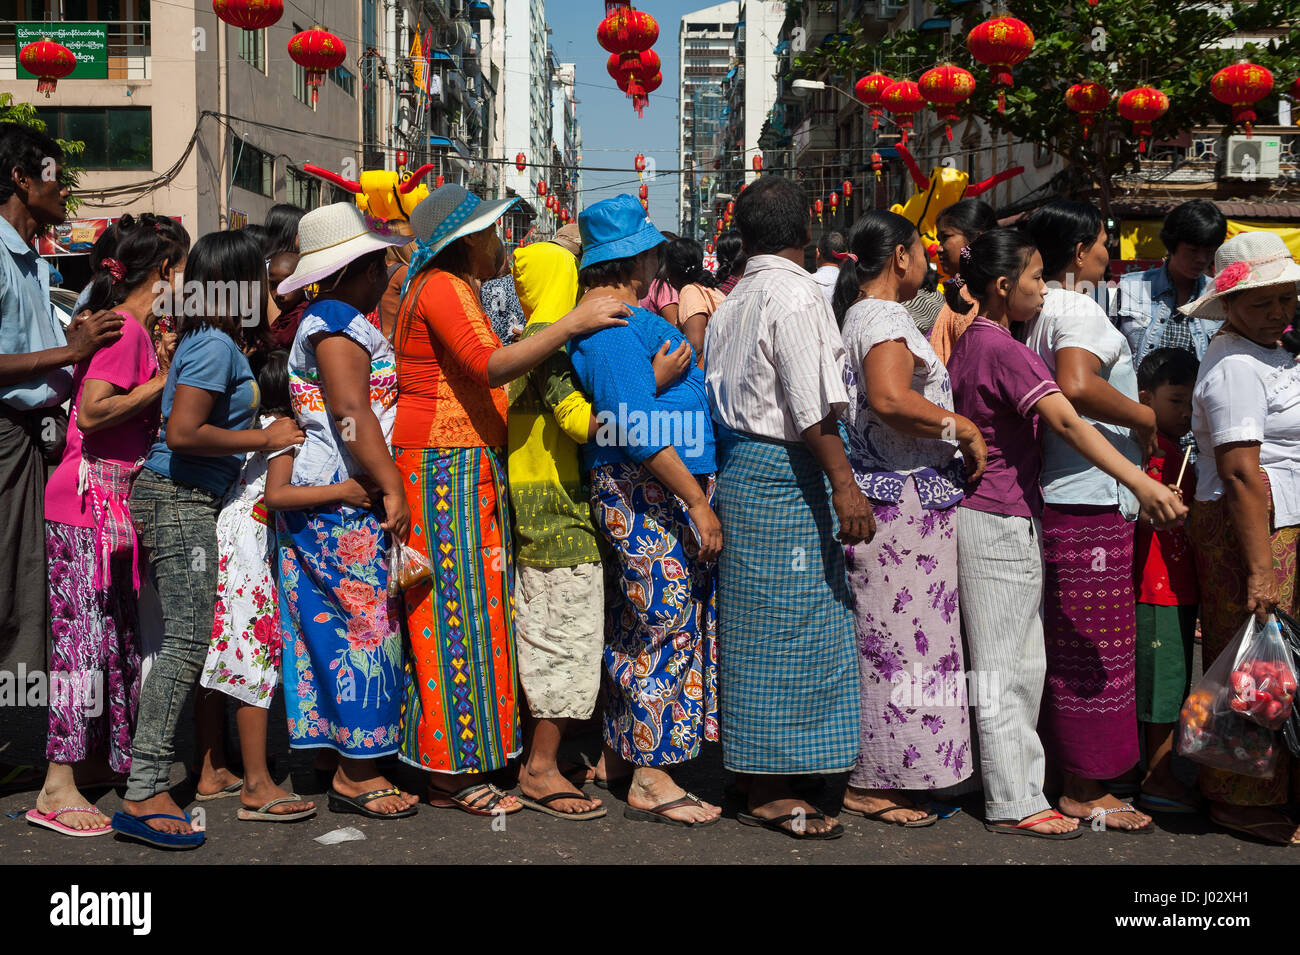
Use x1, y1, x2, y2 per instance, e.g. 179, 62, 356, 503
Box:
1224, 134, 1281, 179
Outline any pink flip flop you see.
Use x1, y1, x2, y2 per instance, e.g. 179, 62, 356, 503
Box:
26, 806, 113, 837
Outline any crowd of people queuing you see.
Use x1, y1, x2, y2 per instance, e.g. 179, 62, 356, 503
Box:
3, 118, 1300, 848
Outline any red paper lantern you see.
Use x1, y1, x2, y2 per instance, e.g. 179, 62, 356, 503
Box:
396, 149, 407, 167
596, 7, 658, 55
1116, 86, 1170, 154
537, 179, 548, 196
871, 152, 883, 182
716, 218, 723, 231
213, 0, 283, 31
1064, 81, 1111, 137
611, 49, 657, 101
634, 153, 646, 172
725, 200, 735, 215
1212, 61, 1274, 138
638, 182, 648, 200
919, 64, 976, 141
19, 38, 75, 97
843, 180, 853, 205
814, 198, 824, 223
287, 26, 346, 106
641, 198, 648, 211
752, 154, 763, 173
967, 16, 1035, 113
853, 73, 893, 131
515, 152, 526, 172
435, 174, 445, 188
634, 71, 662, 117
506, 227, 513, 241
829, 192, 839, 212
706, 242, 715, 255
881, 79, 926, 145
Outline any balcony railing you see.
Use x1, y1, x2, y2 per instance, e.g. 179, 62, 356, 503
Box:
1114, 127, 1300, 189
0, 21, 151, 81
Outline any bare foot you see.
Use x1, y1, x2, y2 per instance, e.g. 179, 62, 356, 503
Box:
628, 768, 719, 824
990, 808, 1079, 835
520, 764, 601, 815
1060, 792, 1153, 831
843, 786, 931, 824
332, 771, 418, 815
36, 783, 109, 831
241, 778, 314, 816
121, 792, 199, 834
748, 797, 837, 835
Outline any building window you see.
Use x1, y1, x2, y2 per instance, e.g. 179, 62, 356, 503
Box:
36, 107, 151, 170
291, 23, 314, 108
330, 65, 355, 97
238, 28, 266, 72
285, 166, 318, 209
232, 139, 274, 197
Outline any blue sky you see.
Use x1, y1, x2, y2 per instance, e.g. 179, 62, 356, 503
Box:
543, 0, 702, 229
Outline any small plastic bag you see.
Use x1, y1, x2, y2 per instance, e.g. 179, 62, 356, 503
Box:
1176, 614, 1290, 778
387, 538, 432, 595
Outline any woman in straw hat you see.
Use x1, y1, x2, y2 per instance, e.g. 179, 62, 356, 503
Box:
1184, 230, 1300, 844
272, 203, 418, 820
393, 184, 629, 815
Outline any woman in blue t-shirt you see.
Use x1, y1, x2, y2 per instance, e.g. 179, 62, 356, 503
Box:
114, 231, 303, 849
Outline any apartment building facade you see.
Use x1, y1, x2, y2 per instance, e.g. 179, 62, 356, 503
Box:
677, 2, 738, 237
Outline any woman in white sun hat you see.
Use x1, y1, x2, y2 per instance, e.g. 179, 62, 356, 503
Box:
392, 184, 629, 817
1184, 229, 1300, 844
271, 202, 421, 821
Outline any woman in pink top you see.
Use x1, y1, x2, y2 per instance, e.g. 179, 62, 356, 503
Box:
947, 229, 1184, 840
30, 215, 189, 838
664, 237, 725, 361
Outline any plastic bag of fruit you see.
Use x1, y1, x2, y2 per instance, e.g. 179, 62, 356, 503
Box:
1176, 614, 1293, 777
1272, 611, 1300, 758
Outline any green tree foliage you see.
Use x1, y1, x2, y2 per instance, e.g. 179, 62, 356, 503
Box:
796, 0, 1300, 211
0, 92, 85, 215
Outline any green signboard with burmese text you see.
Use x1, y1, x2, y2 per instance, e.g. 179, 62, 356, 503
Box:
16, 23, 109, 81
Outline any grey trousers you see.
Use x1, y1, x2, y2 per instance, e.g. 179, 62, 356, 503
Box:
957, 507, 1050, 822
125, 471, 221, 801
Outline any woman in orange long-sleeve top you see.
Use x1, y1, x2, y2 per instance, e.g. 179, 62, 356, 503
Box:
392, 186, 629, 816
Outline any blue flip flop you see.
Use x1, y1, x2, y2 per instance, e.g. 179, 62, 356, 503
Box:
110, 811, 205, 850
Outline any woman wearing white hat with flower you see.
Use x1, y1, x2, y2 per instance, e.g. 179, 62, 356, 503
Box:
1184, 230, 1300, 844
272, 203, 420, 821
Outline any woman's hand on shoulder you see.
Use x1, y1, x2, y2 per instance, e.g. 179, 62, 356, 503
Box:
562, 294, 631, 337
261, 416, 305, 452
652, 339, 692, 390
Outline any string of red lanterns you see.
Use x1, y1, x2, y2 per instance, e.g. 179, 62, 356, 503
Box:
597, 4, 660, 119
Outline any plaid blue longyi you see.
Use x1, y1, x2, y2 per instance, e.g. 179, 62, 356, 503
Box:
714, 426, 859, 775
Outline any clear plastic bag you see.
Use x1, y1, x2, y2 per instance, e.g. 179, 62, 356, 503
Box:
1176, 614, 1293, 777
387, 538, 433, 595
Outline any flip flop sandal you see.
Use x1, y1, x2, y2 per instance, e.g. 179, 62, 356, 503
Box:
737, 810, 844, 840
1212, 817, 1300, 846
190, 775, 244, 801
1085, 806, 1155, 834
327, 786, 418, 819
110, 810, 205, 849
427, 783, 522, 817
1137, 793, 1203, 815
237, 794, 317, 822
517, 791, 607, 821
841, 804, 939, 827
624, 791, 719, 828
26, 806, 113, 837
984, 809, 1083, 840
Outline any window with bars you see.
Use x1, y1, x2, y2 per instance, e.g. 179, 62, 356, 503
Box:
232, 139, 274, 197
238, 28, 265, 72
285, 166, 318, 208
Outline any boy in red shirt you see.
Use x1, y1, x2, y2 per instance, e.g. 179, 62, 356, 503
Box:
1134, 348, 1202, 814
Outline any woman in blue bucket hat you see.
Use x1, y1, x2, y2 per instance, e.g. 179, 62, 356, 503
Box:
567, 194, 724, 827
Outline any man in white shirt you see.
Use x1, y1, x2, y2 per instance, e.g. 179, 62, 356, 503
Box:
811, 230, 845, 305
703, 176, 873, 841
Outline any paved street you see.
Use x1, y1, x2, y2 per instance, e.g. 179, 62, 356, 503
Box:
2, 701, 1298, 865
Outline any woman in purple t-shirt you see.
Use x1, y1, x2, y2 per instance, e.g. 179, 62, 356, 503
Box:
30, 215, 189, 839
947, 229, 1185, 840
